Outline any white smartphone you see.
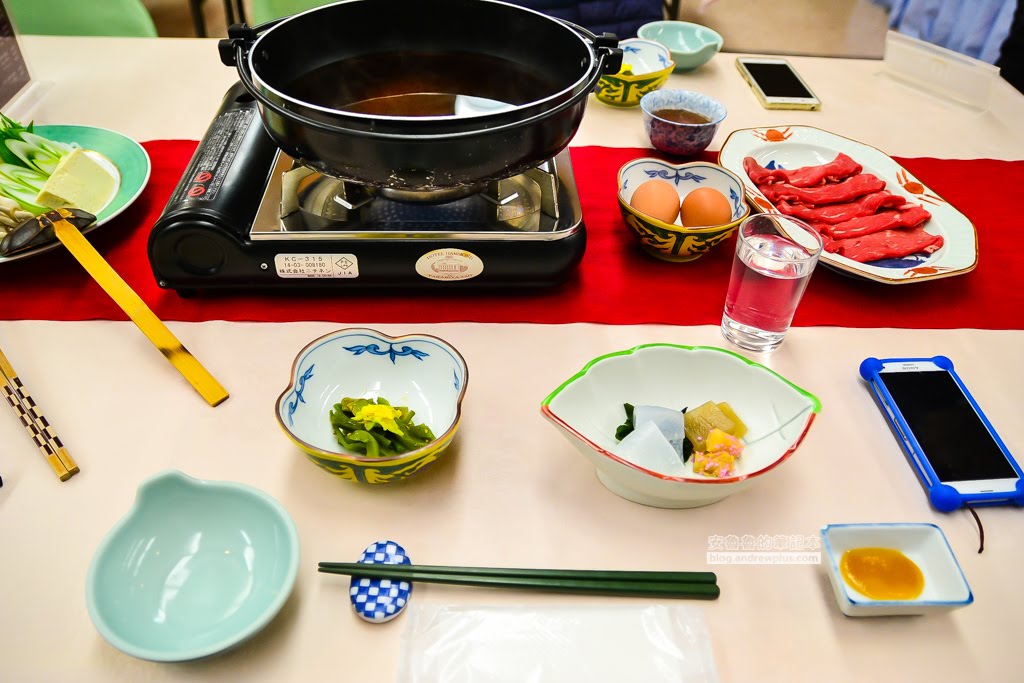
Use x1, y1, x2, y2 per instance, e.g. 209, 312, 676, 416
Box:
735, 57, 821, 111
870, 359, 1020, 497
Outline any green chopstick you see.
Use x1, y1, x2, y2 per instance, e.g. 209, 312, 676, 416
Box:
316, 563, 719, 600
318, 562, 717, 584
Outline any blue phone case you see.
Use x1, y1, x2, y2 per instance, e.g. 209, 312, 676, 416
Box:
859, 356, 1024, 512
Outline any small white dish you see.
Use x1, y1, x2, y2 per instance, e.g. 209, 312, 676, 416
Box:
821, 523, 973, 617
718, 125, 977, 285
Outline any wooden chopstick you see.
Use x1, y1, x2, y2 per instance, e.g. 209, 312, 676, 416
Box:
317, 564, 720, 600
48, 212, 229, 407
0, 346, 79, 481
318, 562, 717, 585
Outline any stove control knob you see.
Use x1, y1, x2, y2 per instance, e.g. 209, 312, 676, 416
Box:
175, 233, 226, 276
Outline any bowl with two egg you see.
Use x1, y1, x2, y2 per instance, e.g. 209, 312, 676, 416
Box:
617, 158, 749, 261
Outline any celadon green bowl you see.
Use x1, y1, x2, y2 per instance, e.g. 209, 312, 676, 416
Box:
638, 21, 723, 72
85, 471, 299, 661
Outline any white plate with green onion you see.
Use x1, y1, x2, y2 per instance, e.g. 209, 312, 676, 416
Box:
0, 121, 151, 264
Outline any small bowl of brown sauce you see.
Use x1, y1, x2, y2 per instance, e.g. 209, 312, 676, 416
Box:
640, 89, 727, 156
821, 523, 973, 617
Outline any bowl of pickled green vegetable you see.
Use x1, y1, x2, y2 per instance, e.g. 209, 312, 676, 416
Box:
275, 328, 468, 484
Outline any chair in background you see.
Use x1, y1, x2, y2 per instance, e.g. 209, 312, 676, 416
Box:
251, 0, 333, 24
251, 0, 665, 37
506, 0, 665, 38
190, 0, 249, 36
5, 0, 158, 37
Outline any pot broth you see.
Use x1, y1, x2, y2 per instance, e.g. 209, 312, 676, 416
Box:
284, 51, 558, 117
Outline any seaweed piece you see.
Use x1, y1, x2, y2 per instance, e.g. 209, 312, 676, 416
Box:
615, 403, 635, 441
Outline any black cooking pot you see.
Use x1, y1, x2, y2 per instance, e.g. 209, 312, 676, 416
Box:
219, 0, 621, 192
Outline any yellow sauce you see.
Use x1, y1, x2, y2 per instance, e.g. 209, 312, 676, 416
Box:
839, 547, 925, 600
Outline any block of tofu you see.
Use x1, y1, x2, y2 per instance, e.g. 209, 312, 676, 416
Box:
35, 148, 117, 215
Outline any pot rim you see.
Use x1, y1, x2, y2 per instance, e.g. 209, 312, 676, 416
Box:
247, 0, 598, 125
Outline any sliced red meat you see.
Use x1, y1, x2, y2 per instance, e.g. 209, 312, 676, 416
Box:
776, 191, 910, 224
828, 227, 944, 263
815, 228, 837, 254
743, 153, 863, 187
759, 174, 886, 205
820, 205, 932, 239
743, 157, 776, 185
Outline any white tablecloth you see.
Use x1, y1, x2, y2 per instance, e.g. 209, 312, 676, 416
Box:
1, 36, 1022, 683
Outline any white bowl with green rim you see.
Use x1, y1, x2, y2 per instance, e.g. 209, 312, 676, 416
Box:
541, 344, 820, 508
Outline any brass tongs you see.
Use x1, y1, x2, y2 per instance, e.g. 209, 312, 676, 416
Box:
0, 209, 229, 407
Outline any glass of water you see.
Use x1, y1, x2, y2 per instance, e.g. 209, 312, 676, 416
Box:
721, 214, 823, 352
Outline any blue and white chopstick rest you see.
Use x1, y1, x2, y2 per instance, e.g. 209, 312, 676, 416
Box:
349, 540, 412, 623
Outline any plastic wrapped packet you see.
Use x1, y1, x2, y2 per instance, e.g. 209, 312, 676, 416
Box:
396, 603, 719, 683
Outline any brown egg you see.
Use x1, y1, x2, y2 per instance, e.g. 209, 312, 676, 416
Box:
629, 179, 680, 224
680, 187, 732, 227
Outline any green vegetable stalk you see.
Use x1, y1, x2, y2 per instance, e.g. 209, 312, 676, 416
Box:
0, 113, 75, 213
330, 396, 437, 458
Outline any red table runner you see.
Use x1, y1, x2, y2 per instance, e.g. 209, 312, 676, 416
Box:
2, 141, 1022, 329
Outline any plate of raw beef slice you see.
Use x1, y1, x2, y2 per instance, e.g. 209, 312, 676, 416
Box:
718, 125, 977, 284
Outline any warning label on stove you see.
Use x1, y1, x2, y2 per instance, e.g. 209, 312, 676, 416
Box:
274, 254, 359, 278
416, 249, 484, 281
173, 108, 254, 203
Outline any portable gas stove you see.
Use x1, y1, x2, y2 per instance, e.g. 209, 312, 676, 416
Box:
149, 84, 586, 294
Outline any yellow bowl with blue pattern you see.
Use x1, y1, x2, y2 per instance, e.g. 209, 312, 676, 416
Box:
617, 158, 750, 262
275, 328, 468, 484
595, 38, 674, 107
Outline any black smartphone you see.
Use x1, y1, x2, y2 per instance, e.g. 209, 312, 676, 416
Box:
861, 356, 1022, 510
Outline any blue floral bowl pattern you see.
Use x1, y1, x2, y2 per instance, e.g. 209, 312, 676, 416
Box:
275, 328, 468, 484
638, 21, 723, 72
617, 158, 750, 262
85, 471, 299, 661
596, 39, 675, 108
640, 90, 727, 156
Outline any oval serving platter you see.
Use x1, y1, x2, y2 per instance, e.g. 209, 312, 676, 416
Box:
0, 124, 151, 265
719, 125, 977, 285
